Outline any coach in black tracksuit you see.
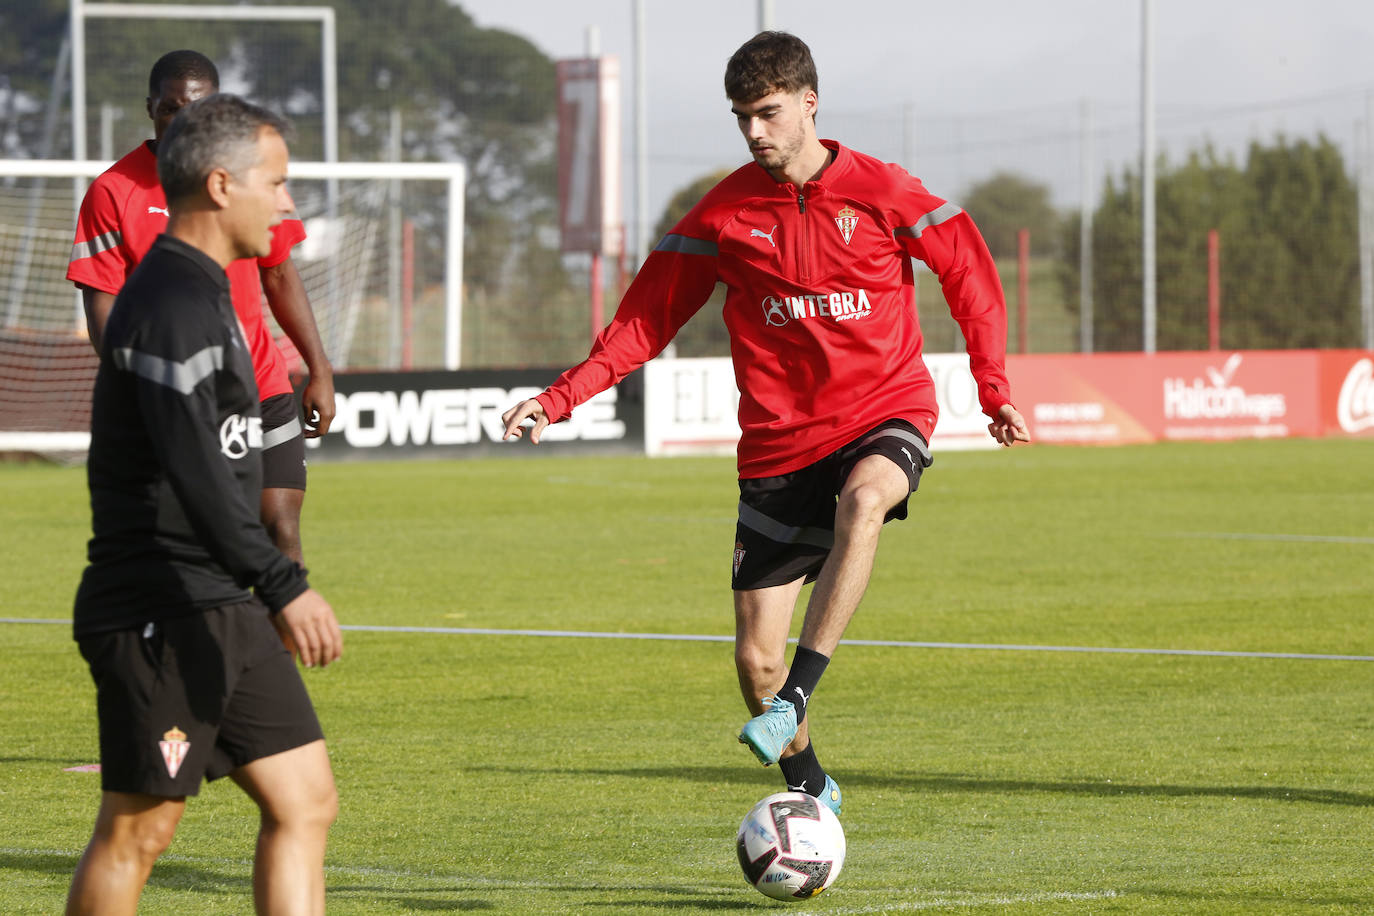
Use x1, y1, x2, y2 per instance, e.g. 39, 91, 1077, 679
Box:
67, 93, 341, 916
77, 231, 307, 633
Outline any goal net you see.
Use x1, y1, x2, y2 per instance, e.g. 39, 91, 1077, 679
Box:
0, 158, 464, 460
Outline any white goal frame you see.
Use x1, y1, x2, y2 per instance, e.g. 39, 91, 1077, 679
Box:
0, 158, 466, 456
0, 157, 466, 365
70, 1, 339, 166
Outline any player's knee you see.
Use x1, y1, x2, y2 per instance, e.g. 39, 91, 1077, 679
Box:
837, 481, 894, 526
309, 780, 339, 831
99, 810, 180, 863
261, 781, 337, 834
136, 819, 179, 862
735, 641, 784, 682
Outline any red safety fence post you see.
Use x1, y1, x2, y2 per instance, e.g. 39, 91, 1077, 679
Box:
1017, 228, 1030, 354
1207, 229, 1220, 351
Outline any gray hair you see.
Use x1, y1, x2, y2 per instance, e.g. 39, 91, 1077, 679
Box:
157, 93, 291, 203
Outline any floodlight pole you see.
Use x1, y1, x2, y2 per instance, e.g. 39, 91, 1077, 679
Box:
1080, 98, 1094, 354
1140, 0, 1157, 354
633, 0, 649, 266
758, 0, 775, 31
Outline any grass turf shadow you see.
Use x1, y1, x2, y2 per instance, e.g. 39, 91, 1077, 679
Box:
477, 764, 1374, 808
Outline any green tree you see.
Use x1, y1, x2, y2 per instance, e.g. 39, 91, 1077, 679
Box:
1059, 136, 1358, 350
1231, 136, 1359, 347
651, 168, 733, 243
647, 168, 734, 357
961, 172, 1060, 260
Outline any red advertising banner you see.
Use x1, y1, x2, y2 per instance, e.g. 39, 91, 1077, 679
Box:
637, 351, 1374, 458
1005, 350, 1374, 446
1321, 350, 1374, 437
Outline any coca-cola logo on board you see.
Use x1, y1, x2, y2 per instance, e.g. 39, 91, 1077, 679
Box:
1337, 358, 1374, 433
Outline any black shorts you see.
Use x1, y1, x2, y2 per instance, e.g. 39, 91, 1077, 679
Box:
261, 392, 307, 491
732, 419, 932, 591
76, 599, 323, 797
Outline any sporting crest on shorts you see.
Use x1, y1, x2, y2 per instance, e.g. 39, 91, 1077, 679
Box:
734, 541, 747, 577
159, 726, 190, 779
834, 205, 859, 245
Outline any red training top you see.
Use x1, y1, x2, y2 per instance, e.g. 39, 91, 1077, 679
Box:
67, 140, 306, 400
537, 140, 1014, 478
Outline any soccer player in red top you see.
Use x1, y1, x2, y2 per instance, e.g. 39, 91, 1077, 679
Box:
504, 32, 1029, 816
68, 50, 334, 564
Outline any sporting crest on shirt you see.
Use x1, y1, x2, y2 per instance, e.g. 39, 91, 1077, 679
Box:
834, 205, 859, 245
159, 726, 190, 778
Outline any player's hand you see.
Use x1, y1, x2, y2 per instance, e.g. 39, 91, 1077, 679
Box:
988, 404, 1031, 447
300, 371, 336, 438
501, 398, 550, 444
273, 588, 343, 668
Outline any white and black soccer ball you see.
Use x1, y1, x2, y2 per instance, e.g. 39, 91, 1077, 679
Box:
736, 791, 845, 901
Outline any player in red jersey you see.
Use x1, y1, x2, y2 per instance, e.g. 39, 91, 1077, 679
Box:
504, 32, 1029, 815
68, 50, 334, 564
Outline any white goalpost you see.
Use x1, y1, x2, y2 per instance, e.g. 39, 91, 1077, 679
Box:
0, 158, 466, 459
70, 1, 339, 165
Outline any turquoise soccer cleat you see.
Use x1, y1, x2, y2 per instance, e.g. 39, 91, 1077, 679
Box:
737, 694, 798, 766
817, 774, 842, 816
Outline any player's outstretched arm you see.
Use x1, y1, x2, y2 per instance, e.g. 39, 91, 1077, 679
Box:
272, 588, 343, 668
988, 404, 1031, 447
502, 398, 550, 444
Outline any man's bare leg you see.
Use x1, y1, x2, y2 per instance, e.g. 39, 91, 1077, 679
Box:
797, 454, 910, 655
735, 577, 811, 757
230, 739, 337, 916
66, 792, 186, 916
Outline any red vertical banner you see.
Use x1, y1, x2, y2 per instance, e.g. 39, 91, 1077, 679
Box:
557, 57, 622, 344
556, 57, 623, 258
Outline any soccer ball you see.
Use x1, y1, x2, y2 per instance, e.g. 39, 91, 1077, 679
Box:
736, 791, 845, 901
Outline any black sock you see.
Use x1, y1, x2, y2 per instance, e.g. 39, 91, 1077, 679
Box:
778, 742, 827, 797
779, 646, 829, 724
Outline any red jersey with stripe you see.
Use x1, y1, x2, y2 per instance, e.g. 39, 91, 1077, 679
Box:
537, 140, 1014, 478
67, 140, 306, 400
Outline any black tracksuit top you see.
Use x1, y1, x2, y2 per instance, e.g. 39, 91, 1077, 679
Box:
75, 234, 308, 637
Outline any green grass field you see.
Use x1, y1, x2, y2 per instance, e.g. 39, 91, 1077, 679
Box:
3, 438, 1372, 914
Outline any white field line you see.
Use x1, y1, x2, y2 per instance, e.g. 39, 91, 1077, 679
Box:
1170, 531, 1374, 545
823, 889, 1121, 913
5, 617, 1372, 662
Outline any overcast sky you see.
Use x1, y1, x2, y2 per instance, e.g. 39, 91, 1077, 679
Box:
456, 0, 1374, 257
